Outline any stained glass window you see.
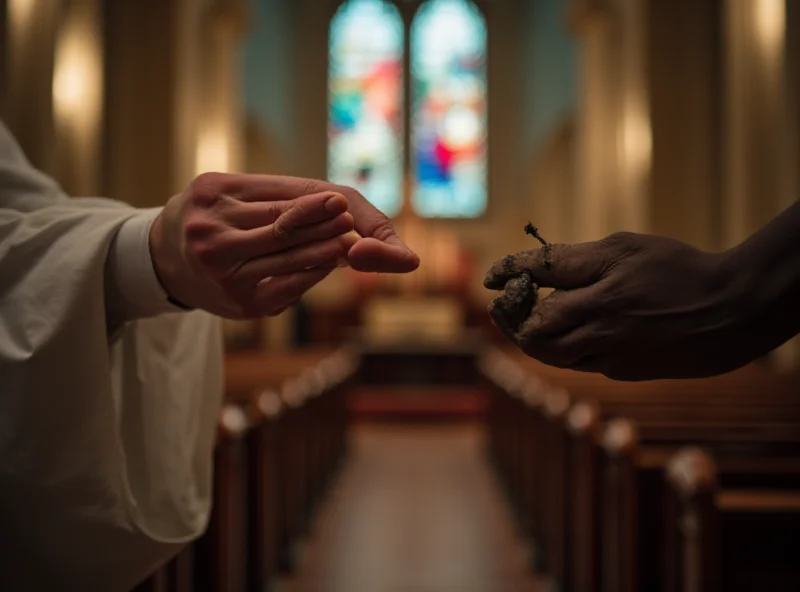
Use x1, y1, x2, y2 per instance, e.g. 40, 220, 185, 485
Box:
411, 0, 487, 218
328, 0, 405, 217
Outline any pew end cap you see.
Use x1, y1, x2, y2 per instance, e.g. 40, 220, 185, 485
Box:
602, 418, 638, 456
219, 404, 251, 438
666, 446, 718, 499
567, 401, 600, 435
543, 387, 571, 419
255, 389, 283, 419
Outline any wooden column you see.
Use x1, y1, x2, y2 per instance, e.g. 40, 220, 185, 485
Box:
645, 0, 723, 251
1, 0, 8, 118
194, 0, 248, 177
103, 0, 249, 206
103, 0, 191, 206
723, 0, 794, 244
570, 0, 625, 241
724, 0, 798, 369
3, 0, 60, 174
571, 0, 727, 249
51, 0, 105, 196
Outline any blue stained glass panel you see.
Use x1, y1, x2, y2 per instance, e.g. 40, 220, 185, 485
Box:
328, 0, 405, 217
411, 0, 488, 218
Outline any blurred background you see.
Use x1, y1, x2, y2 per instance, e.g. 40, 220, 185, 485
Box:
1, 0, 798, 364
2, 1, 799, 590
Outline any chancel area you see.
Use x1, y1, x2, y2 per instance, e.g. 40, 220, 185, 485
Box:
2, 0, 800, 590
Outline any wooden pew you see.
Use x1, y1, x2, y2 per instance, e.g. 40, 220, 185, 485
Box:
599, 419, 800, 592
479, 345, 800, 592
133, 404, 251, 592
528, 358, 800, 592
244, 390, 283, 592
567, 410, 800, 589
480, 349, 551, 569
224, 348, 338, 401
265, 347, 359, 575
193, 404, 251, 592
567, 402, 800, 591
664, 447, 800, 592
275, 376, 308, 573
301, 350, 357, 523
134, 346, 358, 592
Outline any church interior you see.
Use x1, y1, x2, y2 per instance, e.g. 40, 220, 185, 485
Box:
2, 0, 800, 590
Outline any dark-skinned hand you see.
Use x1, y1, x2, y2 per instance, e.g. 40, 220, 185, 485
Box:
484, 231, 767, 381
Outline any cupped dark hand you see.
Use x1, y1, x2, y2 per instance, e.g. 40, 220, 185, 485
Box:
484, 232, 758, 381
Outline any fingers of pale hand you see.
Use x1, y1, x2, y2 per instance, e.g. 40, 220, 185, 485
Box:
221, 212, 355, 263
253, 267, 335, 316
274, 192, 349, 231
233, 174, 419, 271
236, 175, 369, 231
234, 233, 359, 284
266, 192, 349, 249
227, 191, 348, 230
333, 188, 420, 272
268, 207, 355, 252
484, 242, 609, 291
235, 174, 327, 202
192, 173, 323, 203
347, 237, 421, 273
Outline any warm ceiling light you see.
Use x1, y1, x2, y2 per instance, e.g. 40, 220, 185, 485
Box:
52, 20, 101, 127
196, 126, 231, 175
753, 0, 785, 59
8, 0, 36, 30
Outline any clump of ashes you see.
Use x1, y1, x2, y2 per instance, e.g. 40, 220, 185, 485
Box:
524, 222, 552, 269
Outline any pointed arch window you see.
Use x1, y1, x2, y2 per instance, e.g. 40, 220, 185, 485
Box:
328, 0, 487, 218
328, 0, 405, 217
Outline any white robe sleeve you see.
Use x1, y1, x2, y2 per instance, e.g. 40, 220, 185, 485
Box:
0, 121, 224, 591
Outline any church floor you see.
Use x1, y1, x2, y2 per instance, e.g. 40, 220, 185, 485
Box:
279, 422, 549, 592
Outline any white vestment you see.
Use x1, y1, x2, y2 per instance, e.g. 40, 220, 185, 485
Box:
0, 121, 224, 591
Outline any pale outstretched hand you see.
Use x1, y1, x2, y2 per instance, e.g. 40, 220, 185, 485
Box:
149, 172, 419, 319
484, 231, 759, 381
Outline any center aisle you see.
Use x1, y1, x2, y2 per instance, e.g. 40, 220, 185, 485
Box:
281, 423, 547, 592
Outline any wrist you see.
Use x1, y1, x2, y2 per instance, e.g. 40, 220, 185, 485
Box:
715, 246, 758, 323
718, 227, 800, 355
148, 210, 194, 310
105, 209, 189, 323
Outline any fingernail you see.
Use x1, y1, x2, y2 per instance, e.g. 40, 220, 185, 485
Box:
325, 193, 348, 212
337, 257, 350, 268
